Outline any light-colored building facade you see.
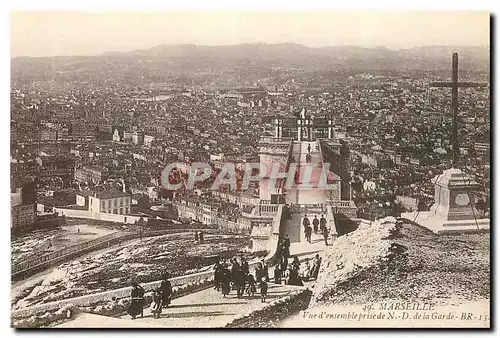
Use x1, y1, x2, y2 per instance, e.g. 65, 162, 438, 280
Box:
89, 191, 132, 215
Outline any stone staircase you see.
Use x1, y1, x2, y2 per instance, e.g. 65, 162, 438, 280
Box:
282, 207, 327, 244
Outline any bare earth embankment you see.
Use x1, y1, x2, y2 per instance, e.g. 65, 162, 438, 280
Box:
278, 217, 490, 328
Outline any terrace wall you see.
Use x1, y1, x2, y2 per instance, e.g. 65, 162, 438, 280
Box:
53, 207, 148, 224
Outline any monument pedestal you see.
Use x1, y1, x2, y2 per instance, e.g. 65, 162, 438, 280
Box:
402, 168, 489, 234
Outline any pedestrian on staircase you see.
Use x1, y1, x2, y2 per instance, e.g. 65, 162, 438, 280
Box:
302, 214, 310, 232
273, 264, 282, 284
319, 215, 327, 234
305, 225, 312, 243
312, 215, 319, 234
262, 261, 270, 282
280, 256, 288, 274
283, 234, 290, 262
322, 225, 329, 246
259, 277, 268, 303
255, 262, 264, 282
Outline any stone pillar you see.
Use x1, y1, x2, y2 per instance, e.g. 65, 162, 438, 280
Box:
275, 118, 279, 138
328, 120, 332, 139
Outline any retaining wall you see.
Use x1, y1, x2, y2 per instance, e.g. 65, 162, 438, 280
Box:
53, 208, 148, 224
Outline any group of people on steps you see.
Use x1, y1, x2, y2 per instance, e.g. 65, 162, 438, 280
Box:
302, 214, 330, 245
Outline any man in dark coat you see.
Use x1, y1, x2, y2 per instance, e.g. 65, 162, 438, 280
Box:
302, 215, 310, 241
305, 225, 312, 243
319, 215, 327, 233
231, 260, 245, 298
273, 265, 282, 284
312, 215, 319, 234
322, 224, 329, 246
160, 274, 172, 308
214, 261, 223, 291
283, 234, 291, 260
241, 257, 249, 280
221, 264, 231, 297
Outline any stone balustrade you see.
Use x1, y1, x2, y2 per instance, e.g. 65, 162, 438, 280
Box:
256, 204, 279, 215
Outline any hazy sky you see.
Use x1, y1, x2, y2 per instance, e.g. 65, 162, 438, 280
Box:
11, 11, 490, 57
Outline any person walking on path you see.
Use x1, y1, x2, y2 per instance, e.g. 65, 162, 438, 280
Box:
255, 262, 265, 282
127, 281, 145, 319
305, 224, 312, 243
246, 273, 257, 297
259, 277, 268, 303
231, 259, 245, 298
276, 238, 284, 264
213, 261, 223, 291
311, 254, 322, 280
280, 256, 288, 275
262, 261, 270, 282
307, 143, 311, 154
150, 289, 162, 319
160, 273, 172, 310
283, 234, 291, 262
322, 224, 329, 246
302, 215, 310, 241
312, 215, 319, 234
241, 257, 249, 281
221, 263, 231, 298
273, 264, 282, 284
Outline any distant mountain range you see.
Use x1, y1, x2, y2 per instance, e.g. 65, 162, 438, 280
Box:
11, 43, 490, 81
120, 43, 489, 62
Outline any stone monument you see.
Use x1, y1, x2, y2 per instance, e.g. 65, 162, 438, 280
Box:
403, 168, 489, 234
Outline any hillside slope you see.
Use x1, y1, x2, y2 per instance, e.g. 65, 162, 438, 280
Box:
311, 217, 490, 307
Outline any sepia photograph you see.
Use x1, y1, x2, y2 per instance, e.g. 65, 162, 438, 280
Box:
8, 6, 491, 329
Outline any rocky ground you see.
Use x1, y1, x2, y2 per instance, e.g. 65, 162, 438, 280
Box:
12, 233, 260, 310
310, 217, 490, 308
